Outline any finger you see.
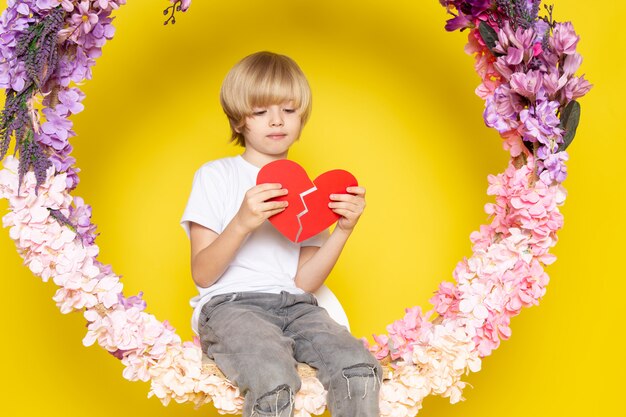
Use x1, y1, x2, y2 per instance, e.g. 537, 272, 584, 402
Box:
265, 207, 287, 218
251, 183, 284, 195
329, 196, 365, 212
329, 193, 361, 204
256, 187, 289, 202
259, 200, 289, 211
345, 186, 366, 196
328, 201, 359, 211
331, 208, 357, 219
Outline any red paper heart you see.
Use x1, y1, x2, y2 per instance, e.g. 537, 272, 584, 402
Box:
256, 160, 358, 243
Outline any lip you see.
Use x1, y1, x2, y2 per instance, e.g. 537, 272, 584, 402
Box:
266, 133, 287, 140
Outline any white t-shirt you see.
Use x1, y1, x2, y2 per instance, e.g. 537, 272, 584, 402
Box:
180, 155, 329, 333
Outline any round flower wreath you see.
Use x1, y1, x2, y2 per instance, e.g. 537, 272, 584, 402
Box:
0, 1, 591, 416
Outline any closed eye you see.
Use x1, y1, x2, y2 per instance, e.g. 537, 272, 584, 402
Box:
252, 110, 266, 116
283, 108, 296, 113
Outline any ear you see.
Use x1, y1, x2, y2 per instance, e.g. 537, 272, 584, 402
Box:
231, 120, 242, 134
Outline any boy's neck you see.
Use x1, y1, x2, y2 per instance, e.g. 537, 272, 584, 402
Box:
241, 149, 288, 168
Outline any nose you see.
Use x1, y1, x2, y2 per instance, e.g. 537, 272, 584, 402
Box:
269, 108, 284, 127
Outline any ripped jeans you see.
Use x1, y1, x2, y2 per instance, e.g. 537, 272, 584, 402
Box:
199, 291, 382, 417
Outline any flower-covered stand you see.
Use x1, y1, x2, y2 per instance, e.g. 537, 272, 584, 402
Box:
0, 1, 590, 416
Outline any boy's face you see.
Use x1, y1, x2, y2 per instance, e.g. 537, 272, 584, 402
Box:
239, 101, 302, 159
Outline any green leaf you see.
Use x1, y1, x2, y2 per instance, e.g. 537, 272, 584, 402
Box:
479, 22, 499, 54
558, 100, 581, 152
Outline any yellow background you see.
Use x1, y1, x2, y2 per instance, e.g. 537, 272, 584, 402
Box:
1, 0, 623, 416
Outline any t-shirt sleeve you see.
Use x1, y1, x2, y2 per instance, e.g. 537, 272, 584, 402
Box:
180, 165, 225, 239
301, 227, 330, 247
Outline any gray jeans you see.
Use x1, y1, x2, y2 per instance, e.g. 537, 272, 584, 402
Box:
199, 291, 381, 417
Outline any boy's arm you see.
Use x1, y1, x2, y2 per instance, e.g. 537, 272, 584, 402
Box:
295, 229, 352, 292
294, 186, 366, 292
190, 183, 289, 288
189, 220, 248, 288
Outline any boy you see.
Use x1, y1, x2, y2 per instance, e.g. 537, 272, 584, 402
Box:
180, 51, 381, 417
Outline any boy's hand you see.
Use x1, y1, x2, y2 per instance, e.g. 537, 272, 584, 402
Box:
234, 183, 288, 234
328, 186, 366, 233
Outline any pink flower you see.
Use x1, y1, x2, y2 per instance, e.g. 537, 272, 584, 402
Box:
180, 0, 191, 11
563, 52, 583, 76
550, 22, 579, 55
368, 334, 390, 360
562, 75, 592, 102
458, 281, 490, 321
472, 313, 511, 357
294, 376, 327, 416
501, 131, 525, 157
167, 0, 192, 12
493, 21, 538, 66
475, 78, 500, 100
430, 281, 461, 318
509, 70, 543, 99
542, 70, 568, 98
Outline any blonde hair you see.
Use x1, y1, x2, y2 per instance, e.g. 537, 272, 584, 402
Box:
220, 51, 312, 147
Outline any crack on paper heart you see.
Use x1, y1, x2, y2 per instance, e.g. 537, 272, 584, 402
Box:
295, 186, 317, 243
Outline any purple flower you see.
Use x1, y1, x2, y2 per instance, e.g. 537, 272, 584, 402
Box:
49, 147, 74, 171
64, 167, 80, 190
35, 0, 60, 11
445, 13, 472, 31
36, 132, 64, 152
56, 87, 86, 116
58, 47, 94, 86
59, 0, 75, 12
484, 84, 524, 133
118, 291, 147, 311
81, 13, 116, 49
0, 63, 10, 88
533, 19, 550, 43
41, 107, 75, 148
109, 349, 128, 360
0, 2, 37, 92
95, 0, 118, 10
15, 1, 33, 15
539, 151, 568, 184
69, 196, 98, 246
440, 0, 493, 31
95, 261, 113, 277
519, 99, 563, 145
49, 151, 80, 189
70, 1, 99, 36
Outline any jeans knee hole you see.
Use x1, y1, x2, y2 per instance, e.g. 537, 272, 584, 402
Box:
341, 363, 380, 400
252, 384, 294, 417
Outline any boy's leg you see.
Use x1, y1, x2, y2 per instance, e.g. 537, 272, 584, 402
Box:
199, 293, 302, 417
282, 292, 382, 417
